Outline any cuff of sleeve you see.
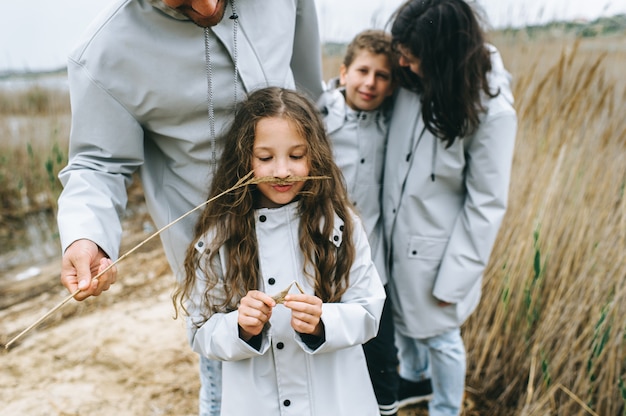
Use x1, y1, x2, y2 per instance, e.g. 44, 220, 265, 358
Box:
298, 330, 325, 351
240, 329, 263, 351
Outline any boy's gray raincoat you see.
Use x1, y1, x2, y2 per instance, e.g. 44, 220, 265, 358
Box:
318, 86, 388, 284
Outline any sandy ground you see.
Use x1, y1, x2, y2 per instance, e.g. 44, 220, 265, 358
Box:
0, 236, 201, 416
0, 223, 435, 416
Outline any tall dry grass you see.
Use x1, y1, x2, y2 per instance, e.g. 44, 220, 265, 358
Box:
0, 82, 72, 266
0, 85, 70, 219
463, 33, 626, 415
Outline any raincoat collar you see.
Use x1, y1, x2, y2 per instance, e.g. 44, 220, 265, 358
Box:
147, 0, 189, 20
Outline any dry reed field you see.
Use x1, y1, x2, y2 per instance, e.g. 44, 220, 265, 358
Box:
0, 84, 69, 218
459, 33, 626, 415
1, 32, 625, 415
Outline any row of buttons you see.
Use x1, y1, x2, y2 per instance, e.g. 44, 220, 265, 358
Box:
266, 273, 291, 407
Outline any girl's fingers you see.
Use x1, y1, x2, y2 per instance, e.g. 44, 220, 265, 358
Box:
290, 313, 323, 336
284, 295, 322, 335
240, 304, 271, 322
244, 290, 276, 308
289, 309, 318, 324
239, 290, 275, 325
283, 294, 322, 317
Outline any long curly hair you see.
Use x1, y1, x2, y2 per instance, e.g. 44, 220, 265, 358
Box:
173, 87, 355, 321
391, 0, 498, 147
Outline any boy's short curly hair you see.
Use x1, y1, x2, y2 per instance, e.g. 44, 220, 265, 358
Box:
342, 29, 398, 73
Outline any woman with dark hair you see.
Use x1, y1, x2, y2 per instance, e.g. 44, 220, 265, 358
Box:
382, 1, 517, 415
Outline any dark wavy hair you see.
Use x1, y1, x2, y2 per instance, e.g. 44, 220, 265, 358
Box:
174, 87, 355, 321
391, 0, 498, 147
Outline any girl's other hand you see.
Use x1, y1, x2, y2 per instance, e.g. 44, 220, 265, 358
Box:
284, 293, 323, 336
238, 290, 276, 340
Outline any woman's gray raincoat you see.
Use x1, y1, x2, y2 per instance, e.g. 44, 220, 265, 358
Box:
382, 47, 517, 338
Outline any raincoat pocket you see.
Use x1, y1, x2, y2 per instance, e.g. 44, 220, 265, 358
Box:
407, 236, 448, 260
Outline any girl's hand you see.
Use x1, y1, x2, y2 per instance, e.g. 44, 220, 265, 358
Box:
284, 293, 323, 336
238, 290, 276, 340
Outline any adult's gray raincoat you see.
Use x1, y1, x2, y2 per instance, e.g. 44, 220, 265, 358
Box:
57, 0, 323, 279
382, 47, 517, 338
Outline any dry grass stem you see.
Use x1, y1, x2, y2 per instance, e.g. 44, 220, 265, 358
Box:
536, 384, 600, 416
271, 280, 306, 304
5, 173, 328, 350
293, 281, 305, 294
525, 347, 537, 408
249, 175, 330, 185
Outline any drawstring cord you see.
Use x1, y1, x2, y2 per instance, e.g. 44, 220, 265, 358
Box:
431, 135, 437, 182
230, 0, 239, 106
203, 27, 216, 172
204, 0, 239, 173
405, 117, 437, 182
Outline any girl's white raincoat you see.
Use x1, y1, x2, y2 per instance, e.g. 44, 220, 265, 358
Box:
188, 202, 385, 415
382, 47, 517, 338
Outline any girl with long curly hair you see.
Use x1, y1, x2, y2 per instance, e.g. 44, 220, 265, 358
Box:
174, 86, 385, 415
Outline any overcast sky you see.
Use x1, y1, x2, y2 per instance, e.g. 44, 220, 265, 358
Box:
1, 0, 624, 72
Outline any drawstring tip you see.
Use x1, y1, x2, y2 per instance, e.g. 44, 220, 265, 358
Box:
229, 13, 238, 19
430, 173, 435, 182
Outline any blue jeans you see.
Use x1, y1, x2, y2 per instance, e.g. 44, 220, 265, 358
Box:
396, 328, 466, 416
198, 356, 222, 416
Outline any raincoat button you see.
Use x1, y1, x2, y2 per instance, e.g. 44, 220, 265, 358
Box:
259, 215, 267, 222
276, 342, 284, 349
268, 278, 276, 285
283, 400, 291, 407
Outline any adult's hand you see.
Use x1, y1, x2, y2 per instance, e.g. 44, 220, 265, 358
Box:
61, 239, 117, 301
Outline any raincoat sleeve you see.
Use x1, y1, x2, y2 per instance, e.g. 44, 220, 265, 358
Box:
191, 309, 271, 361
432, 49, 517, 303
291, 0, 323, 100
297, 214, 386, 354
57, 58, 144, 260
188, 242, 271, 361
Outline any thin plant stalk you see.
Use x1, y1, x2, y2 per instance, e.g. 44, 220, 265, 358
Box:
4, 172, 329, 350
